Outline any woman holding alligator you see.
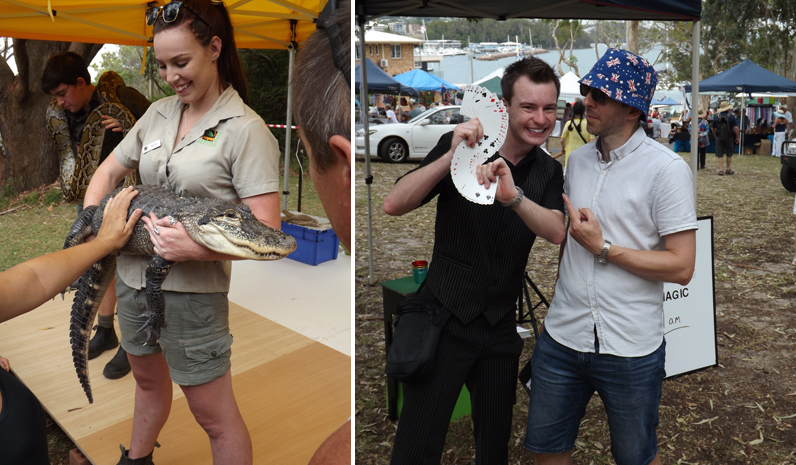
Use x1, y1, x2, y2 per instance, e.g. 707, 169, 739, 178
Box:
82, 1, 280, 463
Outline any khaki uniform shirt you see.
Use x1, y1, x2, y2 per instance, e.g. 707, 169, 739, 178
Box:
114, 86, 280, 292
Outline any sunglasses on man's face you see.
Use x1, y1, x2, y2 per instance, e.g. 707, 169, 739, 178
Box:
146, 1, 210, 28
580, 84, 608, 104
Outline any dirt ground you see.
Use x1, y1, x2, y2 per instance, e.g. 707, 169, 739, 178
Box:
354, 144, 796, 464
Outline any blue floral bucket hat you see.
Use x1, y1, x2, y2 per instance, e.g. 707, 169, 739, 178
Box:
579, 48, 658, 117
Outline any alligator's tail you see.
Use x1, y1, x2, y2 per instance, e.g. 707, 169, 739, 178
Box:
62, 206, 99, 300
69, 254, 117, 404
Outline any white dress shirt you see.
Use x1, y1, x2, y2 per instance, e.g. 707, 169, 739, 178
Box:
546, 127, 698, 357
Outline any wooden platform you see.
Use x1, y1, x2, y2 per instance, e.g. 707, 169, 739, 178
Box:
0, 297, 350, 464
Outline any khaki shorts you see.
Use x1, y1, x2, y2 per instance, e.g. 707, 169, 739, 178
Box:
116, 276, 233, 386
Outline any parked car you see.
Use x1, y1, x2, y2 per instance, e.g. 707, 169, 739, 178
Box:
355, 106, 469, 163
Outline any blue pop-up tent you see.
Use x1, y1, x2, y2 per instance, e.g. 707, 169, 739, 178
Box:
685, 59, 796, 93
684, 60, 796, 150
354, 58, 419, 96
392, 69, 459, 93
652, 97, 681, 106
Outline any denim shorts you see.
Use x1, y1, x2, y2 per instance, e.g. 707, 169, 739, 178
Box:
116, 277, 233, 386
524, 330, 666, 465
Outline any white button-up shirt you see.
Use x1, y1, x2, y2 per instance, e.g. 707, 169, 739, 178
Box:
547, 127, 698, 357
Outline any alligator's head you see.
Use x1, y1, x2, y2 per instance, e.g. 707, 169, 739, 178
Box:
180, 200, 296, 260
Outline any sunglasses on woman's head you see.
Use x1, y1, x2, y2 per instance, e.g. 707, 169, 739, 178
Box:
580, 83, 608, 104
146, 1, 210, 28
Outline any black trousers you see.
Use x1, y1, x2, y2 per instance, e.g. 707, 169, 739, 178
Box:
0, 368, 49, 465
390, 308, 524, 465
697, 146, 706, 168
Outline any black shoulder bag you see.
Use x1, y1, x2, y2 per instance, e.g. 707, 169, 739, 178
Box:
385, 291, 451, 383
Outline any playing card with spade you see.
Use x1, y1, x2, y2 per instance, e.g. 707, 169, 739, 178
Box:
451, 85, 509, 205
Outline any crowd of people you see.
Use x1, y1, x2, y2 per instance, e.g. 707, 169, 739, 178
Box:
660, 101, 793, 174
369, 97, 456, 123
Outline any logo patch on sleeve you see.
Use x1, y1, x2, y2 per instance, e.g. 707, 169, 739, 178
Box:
198, 130, 220, 146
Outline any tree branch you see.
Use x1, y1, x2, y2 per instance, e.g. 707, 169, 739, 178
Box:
0, 50, 13, 95
14, 38, 30, 101
69, 42, 104, 67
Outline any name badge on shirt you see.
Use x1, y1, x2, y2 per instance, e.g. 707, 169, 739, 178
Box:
143, 140, 162, 154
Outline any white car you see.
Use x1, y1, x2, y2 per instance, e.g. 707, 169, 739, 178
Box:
355, 106, 470, 163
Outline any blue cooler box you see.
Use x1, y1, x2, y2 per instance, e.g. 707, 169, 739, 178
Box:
281, 214, 340, 266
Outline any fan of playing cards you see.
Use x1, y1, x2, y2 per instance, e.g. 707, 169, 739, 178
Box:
450, 85, 509, 205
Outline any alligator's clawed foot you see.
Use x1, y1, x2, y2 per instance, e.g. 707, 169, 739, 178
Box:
136, 311, 165, 346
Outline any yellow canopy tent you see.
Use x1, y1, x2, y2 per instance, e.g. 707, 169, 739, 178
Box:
0, 0, 328, 208
0, 0, 323, 48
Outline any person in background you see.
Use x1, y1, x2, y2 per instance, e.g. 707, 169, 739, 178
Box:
669, 121, 691, 153
781, 105, 795, 139
773, 110, 789, 157
781, 105, 793, 124
395, 104, 405, 122
713, 101, 738, 175
668, 121, 679, 145
41, 51, 151, 380
385, 103, 399, 123
0, 187, 141, 465
651, 112, 662, 140
680, 109, 691, 125
555, 100, 593, 173
563, 102, 572, 127
734, 109, 750, 133
697, 109, 710, 170
524, 48, 697, 465
408, 100, 423, 119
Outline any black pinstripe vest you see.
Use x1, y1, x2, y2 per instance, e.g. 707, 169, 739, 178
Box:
411, 132, 564, 325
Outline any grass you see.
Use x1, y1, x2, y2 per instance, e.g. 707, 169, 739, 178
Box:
355, 150, 796, 464
0, 157, 321, 463
0, 203, 76, 271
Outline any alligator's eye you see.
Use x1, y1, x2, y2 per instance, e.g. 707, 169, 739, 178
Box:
225, 210, 237, 218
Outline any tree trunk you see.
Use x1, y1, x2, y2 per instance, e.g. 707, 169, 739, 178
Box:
626, 21, 639, 54
699, 95, 711, 115
0, 39, 101, 195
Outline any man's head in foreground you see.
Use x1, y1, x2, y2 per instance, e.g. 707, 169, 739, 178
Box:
291, 2, 350, 250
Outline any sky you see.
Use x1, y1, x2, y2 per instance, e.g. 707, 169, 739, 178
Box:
3, 43, 118, 80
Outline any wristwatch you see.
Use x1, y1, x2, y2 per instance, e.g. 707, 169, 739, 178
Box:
595, 239, 612, 264
501, 186, 524, 209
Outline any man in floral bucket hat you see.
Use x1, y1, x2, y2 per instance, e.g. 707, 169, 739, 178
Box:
523, 49, 698, 465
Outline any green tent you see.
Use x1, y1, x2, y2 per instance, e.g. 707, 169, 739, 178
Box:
457, 75, 503, 100
479, 76, 503, 98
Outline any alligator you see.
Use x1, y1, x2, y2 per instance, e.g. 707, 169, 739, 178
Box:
64, 185, 297, 403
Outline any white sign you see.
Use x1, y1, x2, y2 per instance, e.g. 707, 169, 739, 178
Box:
663, 217, 717, 378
